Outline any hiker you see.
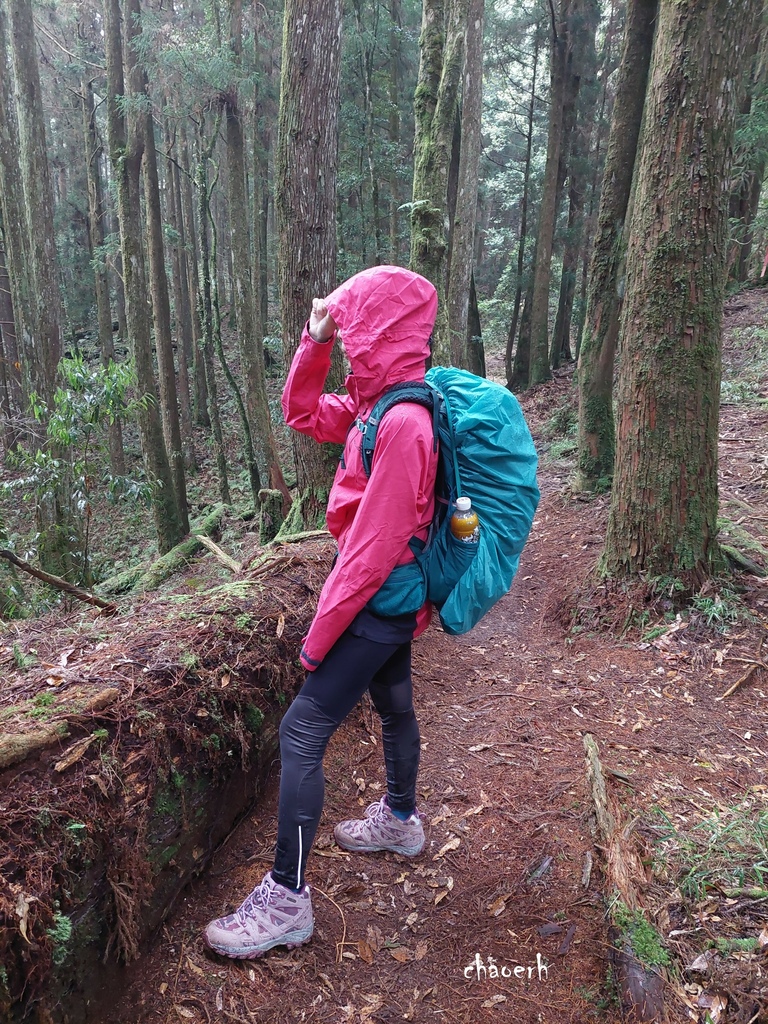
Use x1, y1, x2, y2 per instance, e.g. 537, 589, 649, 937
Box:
204, 265, 440, 959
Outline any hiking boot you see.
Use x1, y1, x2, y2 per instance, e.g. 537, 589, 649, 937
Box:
203, 872, 313, 959
334, 796, 425, 856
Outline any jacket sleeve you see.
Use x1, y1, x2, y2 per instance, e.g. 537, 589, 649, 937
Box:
299, 405, 437, 671
281, 325, 357, 444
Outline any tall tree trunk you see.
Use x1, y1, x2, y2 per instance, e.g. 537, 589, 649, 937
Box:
528, 0, 571, 386
603, 0, 760, 579
275, 0, 343, 528
353, 0, 383, 265
446, 0, 483, 369
226, 0, 290, 508
727, 25, 768, 283
551, 0, 600, 370
195, 117, 231, 506
104, 0, 185, 554
125, 0, 188, 533
506, 25, 541, 391
0, 233, 21, 452
573, 0, 621, 359
7, 0, 62, 408
163, 112, 196, 472
389, 0, 403, 264
179, 121, 209, 427
410, 0, 470, 363
0, 6, 32, 415
575, 0, 658, 491
81, 75, 126, 476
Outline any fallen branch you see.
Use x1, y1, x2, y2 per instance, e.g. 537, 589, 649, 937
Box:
196, 535, 241, 574
0, 550, 116, 613
718, 636, 766, 700
584, 733, 666, 1024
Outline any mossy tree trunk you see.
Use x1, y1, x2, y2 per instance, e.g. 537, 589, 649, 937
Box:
603, 0, 761, 579
575, 0, 658, 491
446, 0, 484, 370
410, 0, 470, 365
275, 0, 343, 529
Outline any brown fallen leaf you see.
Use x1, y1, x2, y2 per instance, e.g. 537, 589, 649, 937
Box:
415, 940, 428, 961
390, 946, 412, 963
358, 939, 375, 965
366, 923, 385, 953
433, 837, 460, 860
488, 895, 509, 917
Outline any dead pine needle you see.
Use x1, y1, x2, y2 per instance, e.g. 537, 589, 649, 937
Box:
314, 886, 348, 964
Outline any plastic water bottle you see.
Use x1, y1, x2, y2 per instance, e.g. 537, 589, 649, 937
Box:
450, 497, 480, 543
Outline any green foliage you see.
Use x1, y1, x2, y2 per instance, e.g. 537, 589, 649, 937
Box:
3, 355, 151, 588
690, 587, 744, 630
46, 910, 73, 966
649, 798, 768, 901
611, 899, 670, 969
12, 643, 36, 671
30, 692, 57, 719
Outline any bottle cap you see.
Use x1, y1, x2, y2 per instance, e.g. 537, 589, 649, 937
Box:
455, 497, 472, 512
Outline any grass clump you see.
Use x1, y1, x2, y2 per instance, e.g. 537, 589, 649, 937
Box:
649, 796, 768, 900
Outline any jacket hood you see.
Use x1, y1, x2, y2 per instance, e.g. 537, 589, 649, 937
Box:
324, 266, 438, 402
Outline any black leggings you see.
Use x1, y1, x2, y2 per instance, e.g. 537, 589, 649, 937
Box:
271, 630, 420, 890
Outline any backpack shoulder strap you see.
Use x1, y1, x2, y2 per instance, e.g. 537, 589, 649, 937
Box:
360, 381, 438, 477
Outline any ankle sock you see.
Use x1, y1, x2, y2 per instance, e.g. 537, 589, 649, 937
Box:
391, 807, 413, 821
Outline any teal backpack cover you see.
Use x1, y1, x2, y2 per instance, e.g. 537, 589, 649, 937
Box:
362, 367, 540, 635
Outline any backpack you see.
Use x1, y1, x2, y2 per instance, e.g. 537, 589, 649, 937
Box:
363, 366, 540, 635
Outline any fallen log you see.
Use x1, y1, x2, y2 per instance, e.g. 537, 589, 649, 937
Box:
0, 541, 333, 1024
583, 733, 667, 1023
97, 504, 227, 596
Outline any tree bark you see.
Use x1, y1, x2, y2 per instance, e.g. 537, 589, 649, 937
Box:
410, 0, 470, 364
275, 0, 343, 528
104, 0, 185, 554
575, 0, 658, 491
446, 0, 484, 369
603, 0, 760, 579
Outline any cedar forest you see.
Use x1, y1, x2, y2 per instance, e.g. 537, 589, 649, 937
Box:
1, 0, 768, 1023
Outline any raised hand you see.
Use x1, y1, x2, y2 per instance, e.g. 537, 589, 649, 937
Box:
308, 298, 338, 342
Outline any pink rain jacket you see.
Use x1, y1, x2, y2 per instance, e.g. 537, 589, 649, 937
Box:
281, 266, 439, 671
